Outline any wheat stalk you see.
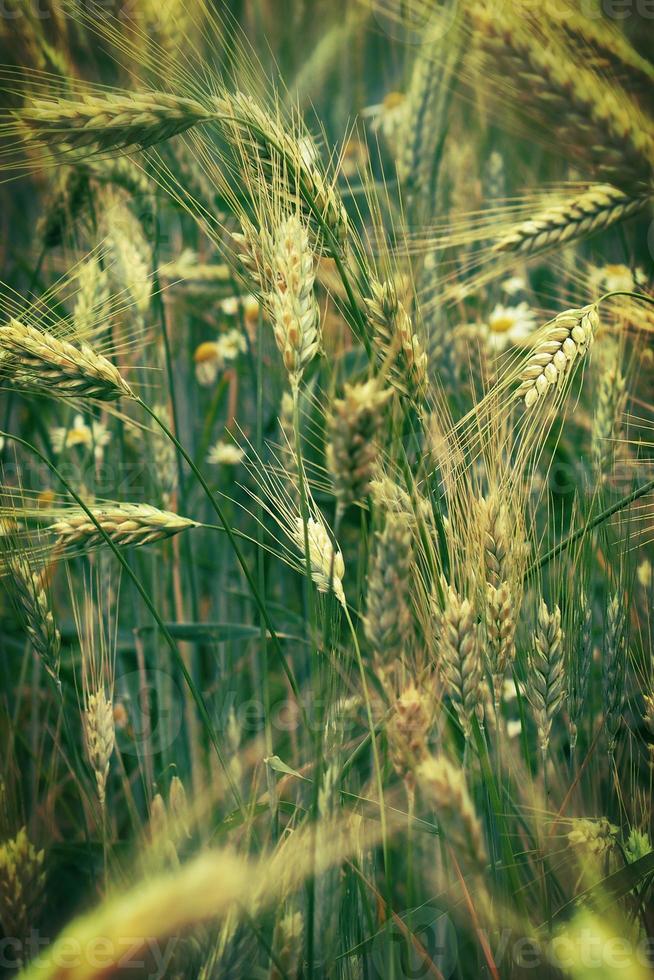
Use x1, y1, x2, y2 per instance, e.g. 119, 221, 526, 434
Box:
568, 595, 592, 752
492, 184, 650, 259
517, 305, 599, 409
50, 503, 197, 550
0, 318, 134, 401
18, 90, 213, 155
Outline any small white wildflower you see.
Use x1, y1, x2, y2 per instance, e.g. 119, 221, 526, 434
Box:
50, 414, 111, 461
502, 275, 527, 297
220, 296, 240, 316
506, 719, 522, 739
194, 329, 246, 386
207, 441, 244, 466
487, 302, 537, 350
216, 328, 247, 361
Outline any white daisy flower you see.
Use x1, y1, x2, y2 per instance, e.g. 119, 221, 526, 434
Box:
207, 441, 245, 466
194, 329, 246, 386
589, 263, 645, 295
50, 414, 111, 461
487, 302, 537, 350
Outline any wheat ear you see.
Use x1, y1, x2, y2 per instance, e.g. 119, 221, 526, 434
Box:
215, 91, 348, 248
84, 688, 115, 809
365, 277, 427, 397
18, 90, 213, 155
267, 215, 321, 389
326, 380, 393, 509
8, 556, 61, 688
417, 755, 487, 870
0, 828, 45, 954
603, 593, 626, 758
0, 319, 134, 401
50, 503, 197, 550
436, 585, 484, 738
470, 3, 654, 189
528, 600, 565, 760
492, 184, 650, 259
365, 511, 414, 675
517, 305, 599, 409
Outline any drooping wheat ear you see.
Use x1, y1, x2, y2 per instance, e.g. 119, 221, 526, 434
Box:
50, 503, 197, 550
387, 683, 433, 794
435, 584, 484, 738
84, 688, 115, 809
603, 593, 626, 757
365, 277, 428, 397
37, 165, 89, 248
528, 600, 565, 759
8, 555, 61, 689
73, 257, 111, 342
492, 185, 651, 260
568, 595, 592, 752
292, 515, 345, 605
0, 828, 45, 953
215, 91, 348, 248
591, 347, 627, 476
0, 318, 134, 401
267, 215, 321, 389
18, 90, 213, 156
517, 305, 599, 409
365, 512, 413, 675
417, 754, 487, 870
326, 380, 393, 509
470, 3, 654, 189
545, 1, 654, 95
152, 403, 178, 510
270, 910, 304, 980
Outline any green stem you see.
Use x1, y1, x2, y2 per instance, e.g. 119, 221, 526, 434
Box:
527, 478, 654, 578
0, 431, 245, 818
137, 398, 307, 727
